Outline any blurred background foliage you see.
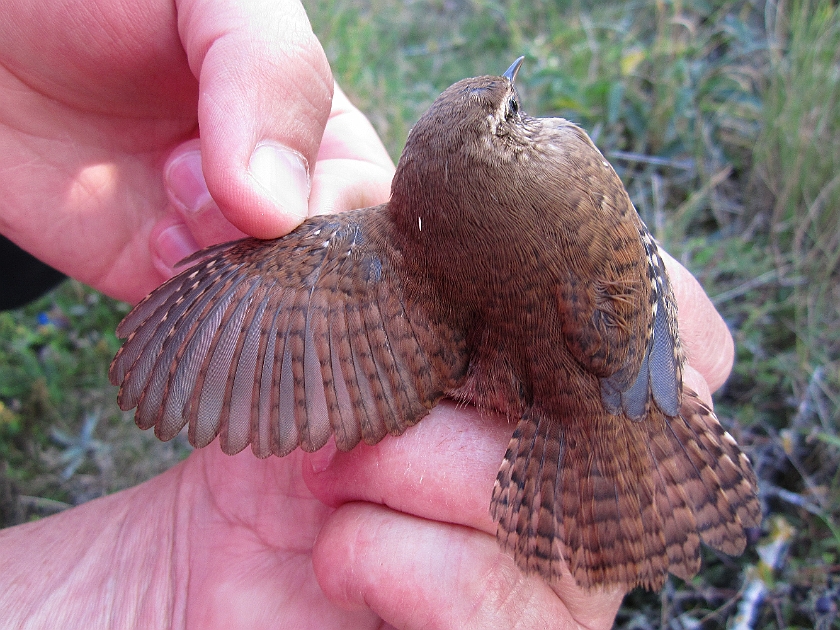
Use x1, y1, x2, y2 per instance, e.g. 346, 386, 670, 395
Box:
1, 0, 838, 626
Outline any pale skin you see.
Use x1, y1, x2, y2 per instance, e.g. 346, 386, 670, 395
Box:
0, 0, 734, 627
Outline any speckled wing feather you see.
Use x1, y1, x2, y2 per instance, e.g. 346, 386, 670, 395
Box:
109, 209, 467, 457
491, 388, 760, 591
549, 122, 682, 422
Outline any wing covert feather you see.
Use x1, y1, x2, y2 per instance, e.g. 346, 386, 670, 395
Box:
109, 209, 467, 457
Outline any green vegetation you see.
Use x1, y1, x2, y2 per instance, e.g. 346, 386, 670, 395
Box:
1, 0, 838, 626
0, 284, 189, 517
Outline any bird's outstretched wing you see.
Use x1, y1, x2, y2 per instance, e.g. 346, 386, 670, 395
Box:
109, 209, 467, 458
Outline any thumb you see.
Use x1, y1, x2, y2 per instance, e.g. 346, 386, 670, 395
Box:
177, 0, 333, 238
661, 251, 735, 393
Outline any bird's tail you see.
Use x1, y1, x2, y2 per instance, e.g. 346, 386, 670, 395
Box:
490, 388, 761, 591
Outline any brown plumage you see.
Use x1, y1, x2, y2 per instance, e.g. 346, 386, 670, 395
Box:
109, 58, 760, 591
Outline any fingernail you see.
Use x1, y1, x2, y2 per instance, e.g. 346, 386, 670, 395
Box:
166, 150, 213, 213
155, 223, 200, 271
308, 440, 338, 473
249, 142, 310, 220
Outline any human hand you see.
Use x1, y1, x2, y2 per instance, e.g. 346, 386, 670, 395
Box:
298, 254, 734, 629
0, 0, 392, 304
0, 252, 731, 629
153, 83, 395, 281
0, 0, 734, 622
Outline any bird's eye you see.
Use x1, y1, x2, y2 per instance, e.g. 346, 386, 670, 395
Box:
507, 96, 519, 118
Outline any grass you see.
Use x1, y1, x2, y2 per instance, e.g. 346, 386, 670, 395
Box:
0, 283, 189, 517
1, 0, 839, 627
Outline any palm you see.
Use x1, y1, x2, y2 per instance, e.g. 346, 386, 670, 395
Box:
180, 449, 379, 628
0, 2, 199, 300
1, 96, 189, 301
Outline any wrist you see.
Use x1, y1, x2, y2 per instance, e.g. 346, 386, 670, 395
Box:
0, 463, 189, 628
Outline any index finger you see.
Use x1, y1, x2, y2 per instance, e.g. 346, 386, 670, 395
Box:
661, 251, 734, 393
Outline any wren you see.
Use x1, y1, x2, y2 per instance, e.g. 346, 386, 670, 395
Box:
109, 58, 760, 591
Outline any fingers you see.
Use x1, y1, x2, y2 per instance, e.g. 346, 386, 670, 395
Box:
312, 503, 623, 630
317, 85, 394, 170
304, 404, 623, 629
683, 364, 714, 407
176, 0, 333, 238
304, 403, 501, 532
308, 84, 395, 216
151, 140, 249, 276
156, 83, 394, 277
661, 251, 734, 393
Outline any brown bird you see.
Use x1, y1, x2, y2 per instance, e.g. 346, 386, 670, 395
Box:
109, 58, 760, 591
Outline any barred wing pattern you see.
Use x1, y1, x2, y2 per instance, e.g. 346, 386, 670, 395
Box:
109, 210, 466, 458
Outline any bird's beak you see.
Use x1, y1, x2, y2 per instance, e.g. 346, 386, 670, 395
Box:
503, 56, 525, 84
